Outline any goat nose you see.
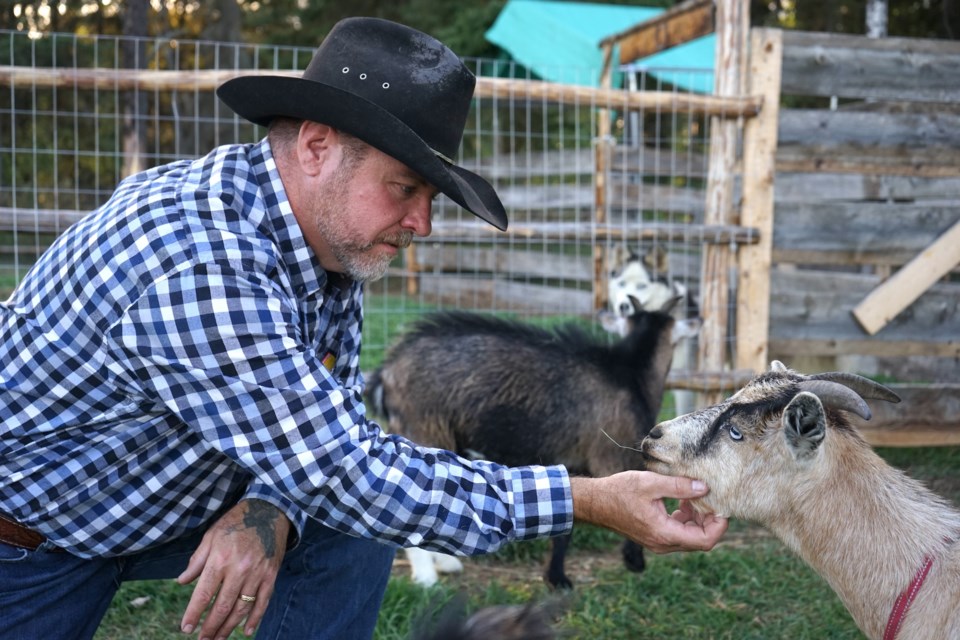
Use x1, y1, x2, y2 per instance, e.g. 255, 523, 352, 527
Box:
648, 425, 664, 440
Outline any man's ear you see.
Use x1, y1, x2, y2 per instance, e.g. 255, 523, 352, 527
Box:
296, 121, 337, 177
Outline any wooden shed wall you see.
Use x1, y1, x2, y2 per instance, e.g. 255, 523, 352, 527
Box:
763, 30, 960, 444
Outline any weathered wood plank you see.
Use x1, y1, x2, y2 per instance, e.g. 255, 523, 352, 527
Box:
609, 184, 706, 215
780, 109, 960, 148
473, 77, 762, 118
861, 425, 960, 448
600, 0, 715, 64
493, 182, 706, 215
414, 245, 702, 287
610, 147, 708, 178
780, 30, 960, 102
666, 368, 755, 392
774, 173, 960, 203
775, 148, 960, 178
0, 207, 88, 233
0, 66, 763, 118
461, 148, 594, 180
856, 384, 960, 447
413, 246, 594, 282
852, 219, 960, 335
417, 274, 594, 314
461, 146, 708, 181
772, 202, 960, 262
768, 269, 960, 355
777, 110, 960, 177
426, 221, 759, 245
777, 107, 960, 177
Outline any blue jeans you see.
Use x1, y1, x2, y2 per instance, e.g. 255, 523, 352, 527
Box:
0, 518, 396, 640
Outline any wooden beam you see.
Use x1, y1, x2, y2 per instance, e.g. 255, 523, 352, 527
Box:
474, 78, 760, 118
776, 108, 960, 177
0, 207, 87, 233
780, 30, 960, 102
770, 338, 960, 359
771, 202, 960, 266
666, 368, 755, 392
856, 384, 960, 448
775, 151, 960, 178
425, 221, 759, 245
599, 0, 715, 64
0, 66, 763, 119
861, 427, 960, 448
852, 219, 960, 335
0, 65, 249, 90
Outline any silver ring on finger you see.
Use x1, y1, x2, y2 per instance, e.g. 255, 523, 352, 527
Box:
239, 594, 257, 603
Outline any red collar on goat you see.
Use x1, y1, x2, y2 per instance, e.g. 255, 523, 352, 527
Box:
882, 553, 935, 640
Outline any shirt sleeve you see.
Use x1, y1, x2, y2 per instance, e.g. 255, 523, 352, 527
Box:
106, 263, 573, 554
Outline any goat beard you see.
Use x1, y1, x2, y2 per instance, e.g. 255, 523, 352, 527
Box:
687, 496, 725, 519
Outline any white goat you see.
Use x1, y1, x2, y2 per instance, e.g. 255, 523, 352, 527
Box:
640, 361, 960, 640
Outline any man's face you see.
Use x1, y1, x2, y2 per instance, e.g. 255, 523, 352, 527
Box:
311, 142, 436, 282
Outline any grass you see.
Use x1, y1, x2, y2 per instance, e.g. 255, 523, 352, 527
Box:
93, 445, 960, 639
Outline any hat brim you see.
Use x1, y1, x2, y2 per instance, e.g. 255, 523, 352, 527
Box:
217, 76, 508, 231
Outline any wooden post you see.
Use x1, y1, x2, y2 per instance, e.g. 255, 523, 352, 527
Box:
736, 28, 783, 373
698, 0, 750, 403
404, 245, 420, 296
593, 43, 615, 313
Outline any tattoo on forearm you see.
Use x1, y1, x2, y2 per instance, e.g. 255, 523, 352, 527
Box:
238, 500, 280, 558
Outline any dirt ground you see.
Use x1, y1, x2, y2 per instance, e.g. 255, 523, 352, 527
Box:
389, 526, 779, 592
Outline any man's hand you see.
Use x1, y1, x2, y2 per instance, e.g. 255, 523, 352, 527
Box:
177, 499, 290, 638
570, 471, 727, 553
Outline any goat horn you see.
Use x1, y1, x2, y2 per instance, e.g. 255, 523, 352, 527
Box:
797, 380, 873, 420
806, 372, 901, 404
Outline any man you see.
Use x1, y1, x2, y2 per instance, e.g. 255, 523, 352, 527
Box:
0, 17, 727, 640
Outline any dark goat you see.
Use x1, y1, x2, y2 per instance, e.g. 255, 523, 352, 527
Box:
366, 296, 677, 589
410, 596, 561, 640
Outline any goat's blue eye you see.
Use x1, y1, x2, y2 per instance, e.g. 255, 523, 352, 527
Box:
729, 426, 743, 441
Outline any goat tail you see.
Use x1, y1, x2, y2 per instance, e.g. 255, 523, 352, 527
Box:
409, 595, 564, 640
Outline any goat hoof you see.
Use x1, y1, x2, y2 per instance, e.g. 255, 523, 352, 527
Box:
543, 572, 574, 590
622, 540, 646, 573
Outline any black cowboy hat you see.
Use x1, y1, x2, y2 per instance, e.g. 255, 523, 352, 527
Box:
217, 17, 507, 231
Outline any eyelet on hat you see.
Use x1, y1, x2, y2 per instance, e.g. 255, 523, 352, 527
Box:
359, 73, 367, 80
382, 82, 390, 89
341, 67, 349, 73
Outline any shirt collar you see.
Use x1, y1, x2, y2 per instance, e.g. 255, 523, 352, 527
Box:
248, 138, 351, 298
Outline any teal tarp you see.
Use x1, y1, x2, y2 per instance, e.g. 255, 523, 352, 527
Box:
485, 0, 715, 93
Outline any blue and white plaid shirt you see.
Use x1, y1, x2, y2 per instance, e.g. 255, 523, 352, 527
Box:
0, 139, 572, 558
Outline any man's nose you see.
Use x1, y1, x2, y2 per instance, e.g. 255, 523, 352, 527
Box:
401, 199, 432, 237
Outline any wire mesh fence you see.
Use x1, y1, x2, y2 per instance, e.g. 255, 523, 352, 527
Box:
1, 29, 719, 416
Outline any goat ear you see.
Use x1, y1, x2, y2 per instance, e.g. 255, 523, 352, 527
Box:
783, 392, 826, 459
